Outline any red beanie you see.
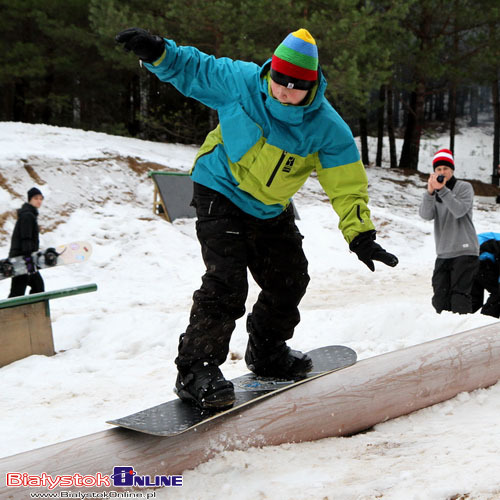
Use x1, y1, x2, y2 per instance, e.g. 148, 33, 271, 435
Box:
432, 149, 455, 170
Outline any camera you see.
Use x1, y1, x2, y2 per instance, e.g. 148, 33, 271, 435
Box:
436, 175, 445, 183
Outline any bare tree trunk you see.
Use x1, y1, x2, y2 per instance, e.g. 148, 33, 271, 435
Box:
435, 91, 445, 121
13, 81, 26, 122
492, 77, 500, 186
393, 88, 400, 128
131, 74, 141, 136
449, 83, 457, 154
469, 85, 479, 126
399, 81, 425, 170
41, 73, 54, 124
359, 115, 369, 166
376, 85, 385, 166
387, 83, 398, 168
449, 7, 458, 154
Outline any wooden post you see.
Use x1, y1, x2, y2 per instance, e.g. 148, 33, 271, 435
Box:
153, 182, 168, 221
151, 174, 171, 222
0, 301, 54, 366
0, 284, 98, 367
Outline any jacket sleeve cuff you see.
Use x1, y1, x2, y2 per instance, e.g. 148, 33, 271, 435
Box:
436, 186, 450, 197
151, 48, 167, 67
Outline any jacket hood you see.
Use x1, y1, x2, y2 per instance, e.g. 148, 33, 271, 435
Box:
18, 202, 38, 217
259, 59, 327, 124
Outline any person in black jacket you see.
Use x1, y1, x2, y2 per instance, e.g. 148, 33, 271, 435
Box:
8, 187, 45, 297
471, 232, 500, 318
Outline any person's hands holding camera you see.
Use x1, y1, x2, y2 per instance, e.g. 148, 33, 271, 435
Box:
349, 230, 399, 272
427, 173, 446, 194
115, 28, 165, 63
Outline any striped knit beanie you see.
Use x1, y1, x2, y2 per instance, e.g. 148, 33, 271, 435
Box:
271, 29, 318, 90
432, 148, 455, 170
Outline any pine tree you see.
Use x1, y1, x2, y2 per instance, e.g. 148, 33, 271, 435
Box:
308, 0, 411, 165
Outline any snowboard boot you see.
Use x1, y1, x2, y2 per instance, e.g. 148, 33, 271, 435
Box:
175, 362, 235, 410
245, 316, 313, 379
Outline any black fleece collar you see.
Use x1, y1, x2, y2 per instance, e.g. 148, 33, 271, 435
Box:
19, 202, 39, 217
445, 176, 457, 190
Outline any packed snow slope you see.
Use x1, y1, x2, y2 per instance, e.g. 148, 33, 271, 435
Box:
0, 121, 499, 500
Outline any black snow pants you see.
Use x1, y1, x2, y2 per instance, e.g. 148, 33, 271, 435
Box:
176, 183, 310, 370
471, 259, 500, 318
8, 272, 45, 298
431, 255, 479, 314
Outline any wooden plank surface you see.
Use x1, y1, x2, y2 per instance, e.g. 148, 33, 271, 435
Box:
28, 302, 54, 357
0, 303, 53, 367
1, 322, 500, 497
0, 306, 31, 367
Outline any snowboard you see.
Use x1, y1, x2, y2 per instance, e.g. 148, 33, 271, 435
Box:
107, 345, 356, 436
0, 241, 92, 280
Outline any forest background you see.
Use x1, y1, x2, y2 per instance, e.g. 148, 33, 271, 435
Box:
1, 0, 499, 183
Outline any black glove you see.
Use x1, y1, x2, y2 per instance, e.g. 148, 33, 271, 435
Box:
115, 28, 165, 63
349, 230, 399, 272
44, 248, 58, 267
23, 255, 36, 274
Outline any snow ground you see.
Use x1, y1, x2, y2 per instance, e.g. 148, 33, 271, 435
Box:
0, 121, 499, 499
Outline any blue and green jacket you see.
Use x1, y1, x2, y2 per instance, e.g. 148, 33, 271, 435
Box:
145, 39, 375, 243
478, 232, 500, 263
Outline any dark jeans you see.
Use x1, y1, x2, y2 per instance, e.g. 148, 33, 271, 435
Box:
176, 183, 310, 369
431, 255, 479, 314
8, 272, 45, 298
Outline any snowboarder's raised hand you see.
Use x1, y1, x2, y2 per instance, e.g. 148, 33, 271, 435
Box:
115, 28, 165, 63
349, 230, 399, 272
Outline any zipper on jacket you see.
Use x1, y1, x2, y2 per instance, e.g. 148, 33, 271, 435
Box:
266, 151, 287, 187
356, 205, 365, 224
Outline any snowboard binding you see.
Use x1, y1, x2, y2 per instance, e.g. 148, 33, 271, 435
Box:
0, 259, 14, 278
34, 248, 59, 268
43, 248, 59, 267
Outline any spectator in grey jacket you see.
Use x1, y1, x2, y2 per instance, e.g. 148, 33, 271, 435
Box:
419, 149, 479, 314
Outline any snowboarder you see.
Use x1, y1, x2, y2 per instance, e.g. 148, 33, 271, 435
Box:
419, 149, 479, 314
116, 27, 399, 409
471, 232, 500, 318
8, 187, 46, 297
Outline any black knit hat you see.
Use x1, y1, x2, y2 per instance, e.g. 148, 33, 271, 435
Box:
27, 187, 43, 201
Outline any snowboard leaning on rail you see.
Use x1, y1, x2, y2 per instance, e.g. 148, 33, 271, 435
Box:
0, 241, 92, 280
107, 345, 356, 436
